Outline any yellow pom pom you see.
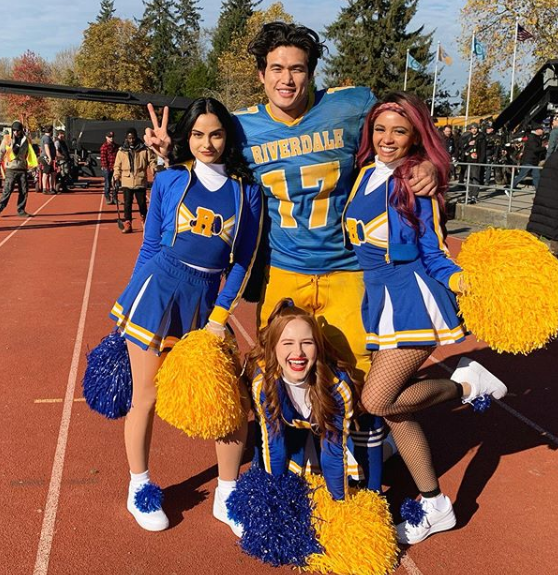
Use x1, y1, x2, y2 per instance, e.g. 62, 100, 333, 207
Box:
303, 475, 398, 575
456, 228, 558, 354
155, 329, 244, 439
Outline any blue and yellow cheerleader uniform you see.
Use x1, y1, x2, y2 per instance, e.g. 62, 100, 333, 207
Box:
344, 158, 466, 350
110, 161, 262, 353
251, 365, 384, 500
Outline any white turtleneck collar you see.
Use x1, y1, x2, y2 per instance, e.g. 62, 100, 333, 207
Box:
364, 155, 406, 195
193, 160, 228, 191
281, 374, 311, 418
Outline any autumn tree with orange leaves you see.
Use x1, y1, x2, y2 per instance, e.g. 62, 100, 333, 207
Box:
3, 51, 52, 131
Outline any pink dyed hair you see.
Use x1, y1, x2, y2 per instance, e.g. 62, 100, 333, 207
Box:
356, 92, 450, 236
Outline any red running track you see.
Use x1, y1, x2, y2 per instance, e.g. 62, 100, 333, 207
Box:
1, 182, 556, 575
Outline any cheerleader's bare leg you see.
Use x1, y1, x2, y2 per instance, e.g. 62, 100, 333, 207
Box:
124, 340, 169, 531
212, 378, 251, 537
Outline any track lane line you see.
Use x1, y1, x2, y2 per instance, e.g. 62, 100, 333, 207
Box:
32, 195, 104, 575
0, 195, 58, 249
229, 314, 255, 347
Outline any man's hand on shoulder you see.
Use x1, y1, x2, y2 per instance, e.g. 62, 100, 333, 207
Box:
409, 160, 437, 196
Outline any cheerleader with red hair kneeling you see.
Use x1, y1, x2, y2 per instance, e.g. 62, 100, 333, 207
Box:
244, 298, 384, 501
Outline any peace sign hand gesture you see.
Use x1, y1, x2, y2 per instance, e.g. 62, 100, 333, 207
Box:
144, 103, 171, 163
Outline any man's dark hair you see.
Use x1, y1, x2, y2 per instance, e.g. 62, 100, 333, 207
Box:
248, 21, 326, 76
126, 127, 138, 138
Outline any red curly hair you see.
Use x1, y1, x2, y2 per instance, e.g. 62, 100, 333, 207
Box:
244, 298, 356, 439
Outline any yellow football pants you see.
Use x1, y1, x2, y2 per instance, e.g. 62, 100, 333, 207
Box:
257, 266, 370, 383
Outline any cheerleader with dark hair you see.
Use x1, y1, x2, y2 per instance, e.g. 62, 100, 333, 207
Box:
110, 97, 262, 533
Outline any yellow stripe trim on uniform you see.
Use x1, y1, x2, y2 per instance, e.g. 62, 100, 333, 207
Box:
265, 92, 315, 127
431, 198, 450, 256
209, 189, 264, 325
335, 377, 353, 498
233, 106, 260, 116
288, 460, 303, 475
290, 419, 313, 429
252, 374, 272, 473
160, 336, 180, 351
177, 204, 196, 234
366, 325, 466, 344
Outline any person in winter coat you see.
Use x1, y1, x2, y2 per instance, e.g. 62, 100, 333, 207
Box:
113, 127, 157, 233
461, 123, 486, 203
512, 124, 546, 191
527, 149, 558, 256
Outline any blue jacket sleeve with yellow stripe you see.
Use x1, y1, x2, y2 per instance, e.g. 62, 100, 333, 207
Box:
319, 372, 354, 500
413, 196, 462, 290
209, 181, 263, 326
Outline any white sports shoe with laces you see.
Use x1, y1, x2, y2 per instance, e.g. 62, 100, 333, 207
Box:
452, 357, 508, 403
213, 488, 243, 537
396, 495, 456, 545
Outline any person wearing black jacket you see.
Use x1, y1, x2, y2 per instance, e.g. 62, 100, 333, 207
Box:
462, 123, 486, 203
527, 149, 558, 256
442, 125, 457, 179
512, 124, 546, 191
483, 123, 498, 185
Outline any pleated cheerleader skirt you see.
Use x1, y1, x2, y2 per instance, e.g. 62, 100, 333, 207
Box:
109, 248, 221, 354
362, 258, 467, 350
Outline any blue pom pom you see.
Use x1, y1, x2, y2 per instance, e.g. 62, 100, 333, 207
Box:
400, 498, 425, 527
134, 482, 164, 513
227, 467, 322, 567
82, 330, 132, 419
471, 394, 492, 413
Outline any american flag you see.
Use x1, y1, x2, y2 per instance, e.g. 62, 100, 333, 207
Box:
517, 24, 534, 42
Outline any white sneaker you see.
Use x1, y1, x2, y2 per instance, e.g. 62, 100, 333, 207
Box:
452, 357, 508, 403
213, 488, 243, 537
127, 483, 169, 532
397, 495, 456, 545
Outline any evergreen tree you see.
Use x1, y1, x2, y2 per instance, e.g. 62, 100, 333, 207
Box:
176, 0, 201, 62
138, 0, 180, 94
96, 0, 116, 23
324, 0, 433, 100
207, 0, 261, 89
168, 0, 206, 97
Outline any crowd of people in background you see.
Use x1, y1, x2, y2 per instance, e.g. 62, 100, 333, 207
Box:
439, 115, 557, 203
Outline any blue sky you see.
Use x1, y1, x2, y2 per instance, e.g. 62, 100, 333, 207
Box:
3, 0, 466, 94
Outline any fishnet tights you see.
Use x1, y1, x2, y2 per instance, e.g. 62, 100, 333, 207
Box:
361, 347, 460, 494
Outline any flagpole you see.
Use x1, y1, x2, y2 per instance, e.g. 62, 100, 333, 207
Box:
431, 42, 440, 116
404, 49, 409, 91
464, 32, 475, 129
510, 17, 519, 102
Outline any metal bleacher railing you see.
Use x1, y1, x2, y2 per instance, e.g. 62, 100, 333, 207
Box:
449, 161, 542, 215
